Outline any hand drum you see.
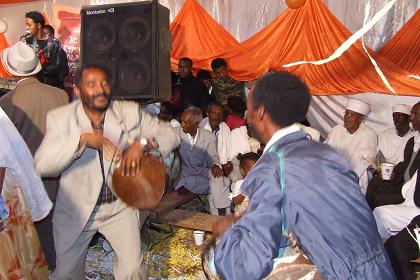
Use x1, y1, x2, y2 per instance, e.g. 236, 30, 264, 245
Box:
113, 153, 166, 209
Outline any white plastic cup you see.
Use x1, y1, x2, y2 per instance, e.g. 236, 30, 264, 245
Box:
193, 230, 205, 246
381, 163, 395, 180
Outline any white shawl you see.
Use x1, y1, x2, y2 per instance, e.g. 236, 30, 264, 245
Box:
200, 117, 232, 164
0, 107, 52, 221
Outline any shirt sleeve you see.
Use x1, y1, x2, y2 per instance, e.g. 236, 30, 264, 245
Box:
214, 154, 285, 280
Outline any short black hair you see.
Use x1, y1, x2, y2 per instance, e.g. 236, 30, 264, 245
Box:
160, 101, 179, 120
74, 64, 110, 87
179, 57, 193, 67
227, 96, 246, 116
211, 58, 227, 70
207, 101, 224, 113
25, 11, 45, 26
251, 71, 310, 127
197, 70, 211, 80
237, 152, 260, 168
43, 24, 55, 36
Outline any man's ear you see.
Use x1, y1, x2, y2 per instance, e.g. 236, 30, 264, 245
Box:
256, 106, 265, 120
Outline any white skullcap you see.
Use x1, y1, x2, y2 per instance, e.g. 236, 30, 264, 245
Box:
346, 99, 371, 116
392, 104, 411, 115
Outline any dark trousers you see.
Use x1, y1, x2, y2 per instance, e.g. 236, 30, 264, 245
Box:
385, 215, 420, 280
34, 209, 56, 271
365, 176, 404, 210
34, 177, 59, 271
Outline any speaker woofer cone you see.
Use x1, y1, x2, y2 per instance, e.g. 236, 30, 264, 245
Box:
86, 20, 116, 53
119, 17, 151, 51
119, 60, 150, 93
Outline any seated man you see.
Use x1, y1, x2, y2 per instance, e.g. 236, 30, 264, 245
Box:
177, 57, 210, 114
373, 170, 419, 239
211, 58, 245, 108
200, 102, 237, 181
378, 104, 414, 165
366, 101, 420, 209
211, 72, 394, 280
385, 214, 420, 280
326, 99, 377, 194
175, 106, 231, 215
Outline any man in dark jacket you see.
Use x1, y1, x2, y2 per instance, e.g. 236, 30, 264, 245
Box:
177, 57, 210, 115
24, 11, 69, 89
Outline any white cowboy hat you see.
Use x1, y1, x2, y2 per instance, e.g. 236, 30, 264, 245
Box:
0, 19, 7, 33
1, 41, 41, 77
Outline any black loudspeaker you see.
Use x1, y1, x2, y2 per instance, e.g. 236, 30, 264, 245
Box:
80, 1, 171, 102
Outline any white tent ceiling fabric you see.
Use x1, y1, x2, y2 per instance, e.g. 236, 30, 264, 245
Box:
79, 0, 419, 136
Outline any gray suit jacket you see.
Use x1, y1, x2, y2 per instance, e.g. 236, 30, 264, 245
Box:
176, 128, 219, 194
35, 100, 180, 254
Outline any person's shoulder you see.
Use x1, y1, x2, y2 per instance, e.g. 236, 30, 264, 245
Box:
47, 101, 76, 117
360, 123, 377, 137
378, 127, 394, 137
327, 123, 343, 136
112, 100, 139, 111
198, 127, 216, 140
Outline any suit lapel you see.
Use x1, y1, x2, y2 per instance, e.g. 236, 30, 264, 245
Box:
75, 101, 93, 133
102, 104, 124, 178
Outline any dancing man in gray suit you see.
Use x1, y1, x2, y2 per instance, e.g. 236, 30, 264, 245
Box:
35, 65, 180, 279
175, 106, 231, 215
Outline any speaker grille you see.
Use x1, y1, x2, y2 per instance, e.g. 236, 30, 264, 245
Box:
81, 2, 171, 102
119, 17, 151, 51
119, 59, 150, 93
86, 20, 115, 53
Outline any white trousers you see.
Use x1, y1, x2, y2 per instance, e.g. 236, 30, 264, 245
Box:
52, 201, 148, 280
373, 204, 420, 239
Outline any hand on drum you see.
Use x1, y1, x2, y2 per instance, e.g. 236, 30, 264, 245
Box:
120, 140, 145, 176
212, 215, 241, 238
80, 133, 121, 161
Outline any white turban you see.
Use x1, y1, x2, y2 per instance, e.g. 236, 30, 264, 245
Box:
346, 99, 371, 116
392, 104, 411, 115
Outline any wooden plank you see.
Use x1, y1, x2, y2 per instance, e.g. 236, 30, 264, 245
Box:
158, 209, 219, 232
149, 191, 196, 219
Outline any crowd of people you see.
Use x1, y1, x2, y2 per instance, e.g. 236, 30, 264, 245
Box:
0, 9, 419, 280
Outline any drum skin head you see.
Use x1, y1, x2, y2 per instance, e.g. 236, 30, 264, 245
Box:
113, 153, 166, 209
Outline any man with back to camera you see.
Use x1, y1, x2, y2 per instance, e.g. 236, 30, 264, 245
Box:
210, 71, 395, 280
0, 41, 68, 271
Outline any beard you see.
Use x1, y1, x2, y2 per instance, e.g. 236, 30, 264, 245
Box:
82, 93, 111, 112
247, 122, 264, 144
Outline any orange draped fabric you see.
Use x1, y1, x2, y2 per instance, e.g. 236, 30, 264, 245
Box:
170, 0, 420, 96
0, 34, 11, 78
169, 0, 239, 71
379, 10, 420, 75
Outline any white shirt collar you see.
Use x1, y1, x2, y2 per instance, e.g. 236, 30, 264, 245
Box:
414, 131, 420, 152
263, 124, 301, 154
187, 130, 199, 147
16, 77, 30, 84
